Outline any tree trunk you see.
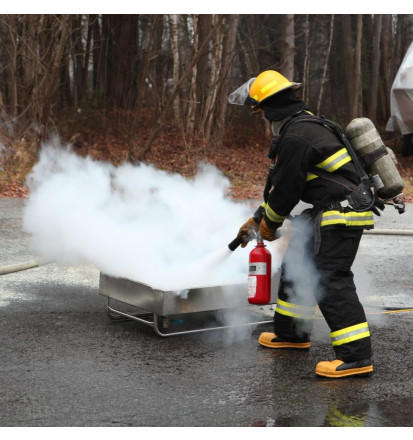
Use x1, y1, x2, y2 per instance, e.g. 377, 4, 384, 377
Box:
137, 16, 224, 162
379, 14, 392, 127
106, 15, 138, 109
342, 15, 354, 117
302, 14, 311, 103
91, 14, 103, 94
280, 14, 295, 79
3, 16, 19, 119
135, 15, 160, 118
199, 15, 224, 139
196, 14, 213, 123
170, 14, 182, 129
39, 15, 70, 143
368, 15, 382, 123
186, 15, 199, 138
82, 15, 93, 99
317, 15, 335, 115
351, 15, 363, 120
407, 14, 413, 43
214, 14, 240, 145
70, 15, 84, 108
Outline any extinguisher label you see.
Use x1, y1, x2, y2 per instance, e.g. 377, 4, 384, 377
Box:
249, 262, 267, 275
248, 276, 257, 298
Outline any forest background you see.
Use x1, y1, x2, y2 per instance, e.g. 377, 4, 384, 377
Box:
0, 13, 413, 202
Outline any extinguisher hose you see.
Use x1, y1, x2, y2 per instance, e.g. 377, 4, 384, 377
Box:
228, 231, 262, 251
228, 236, 244, 251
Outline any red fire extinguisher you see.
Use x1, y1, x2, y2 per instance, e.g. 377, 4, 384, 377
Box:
248, 236, 271, 305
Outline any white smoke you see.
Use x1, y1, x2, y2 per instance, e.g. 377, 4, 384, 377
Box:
22, 141, 285, 292
280, 216, 320, 337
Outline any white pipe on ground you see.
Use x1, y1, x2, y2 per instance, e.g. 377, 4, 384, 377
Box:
0, 260, 52, 275
364, 229, 413, 236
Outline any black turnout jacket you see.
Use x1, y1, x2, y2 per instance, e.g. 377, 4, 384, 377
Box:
255, 112, 374, 231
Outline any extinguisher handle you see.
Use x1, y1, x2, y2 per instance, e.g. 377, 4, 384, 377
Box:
228, 236, 244, 251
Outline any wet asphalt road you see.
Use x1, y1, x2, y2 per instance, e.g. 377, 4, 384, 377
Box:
1, 198, 412, 427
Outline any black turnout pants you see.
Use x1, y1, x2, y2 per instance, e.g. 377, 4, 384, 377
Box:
274, 225, 372, 362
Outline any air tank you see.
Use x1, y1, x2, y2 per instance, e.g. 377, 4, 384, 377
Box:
345, 117, 404, 200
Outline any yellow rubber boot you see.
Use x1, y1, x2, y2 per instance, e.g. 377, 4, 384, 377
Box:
258, 332, 311, 349
315, 358, 373, 378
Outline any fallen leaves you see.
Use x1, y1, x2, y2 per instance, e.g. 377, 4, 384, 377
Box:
1, 109, 413, 204
0, 182, 29, 198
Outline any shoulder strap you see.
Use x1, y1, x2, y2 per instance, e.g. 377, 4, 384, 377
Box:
283, 114, 370, 184
264, 113, 376, 211
309, 166, 357, 192
284, 114, 377, 212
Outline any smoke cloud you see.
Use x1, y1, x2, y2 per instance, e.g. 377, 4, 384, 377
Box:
22, 141, 285, 292
279, 216, 320, 337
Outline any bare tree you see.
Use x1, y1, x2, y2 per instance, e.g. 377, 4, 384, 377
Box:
186, 15, 199, 138
0, 14, 70, 141
407, 14, 413, 42
317, 15, 335, 115
368, 15, 382, 123
1, 13, 412, 155
301, 15, 311, 103
214, 14, 240, 145
137, 16, 224, 161
351, 15, 363, 120
39, 15, 70, 141
280, 14, 295, 79
199, 15, 224, 139
170, 14, 182, 129
341, 15, 354, 117
379, 14, 393, 125
1, 15, 19, 121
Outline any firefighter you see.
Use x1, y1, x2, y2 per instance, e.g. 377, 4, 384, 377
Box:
228, 70, 374, 378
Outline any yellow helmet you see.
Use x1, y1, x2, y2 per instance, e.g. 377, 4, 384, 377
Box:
248, 70, 302, 111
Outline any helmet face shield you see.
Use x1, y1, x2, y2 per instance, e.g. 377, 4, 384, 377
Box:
228, 71, 302, 114
228, 77, 256, 106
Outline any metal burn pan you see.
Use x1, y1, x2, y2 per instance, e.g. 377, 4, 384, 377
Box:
99, 271, 280, 337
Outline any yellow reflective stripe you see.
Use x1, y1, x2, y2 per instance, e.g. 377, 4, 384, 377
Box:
275, 298, 316, 320
321, 211, 347, 226
316, 148, 351, 173
306, 173, 318, 181
307, 148, 352, 182
345, 212, 374, 227
265, 204, 286, 224
261, 79, 279, 94
321, 210, 374, 227
330, 322, 370, 346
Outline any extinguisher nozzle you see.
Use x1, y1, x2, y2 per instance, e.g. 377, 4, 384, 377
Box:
228, 236, 244, 251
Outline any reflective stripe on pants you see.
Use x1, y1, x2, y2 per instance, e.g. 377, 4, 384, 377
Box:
275, 298, 316, 320
330, 322, 371, 346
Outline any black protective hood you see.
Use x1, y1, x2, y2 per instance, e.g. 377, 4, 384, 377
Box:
259, 88, 307, 122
